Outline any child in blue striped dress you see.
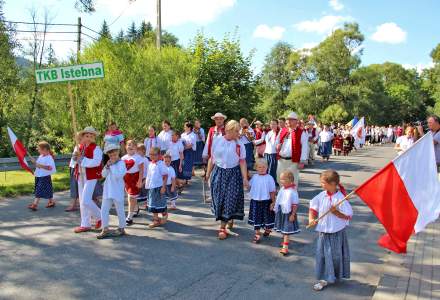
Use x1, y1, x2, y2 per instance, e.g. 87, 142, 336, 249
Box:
309, 169, 352, 291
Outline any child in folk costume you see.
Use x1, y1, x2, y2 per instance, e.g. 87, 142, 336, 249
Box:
273, 170, 301, 255
309, 170, 352, 291
135, 143, 150, 210
248, 159, 276, 243
73, 127, 103, 233
103, 122, 125, 165
205, 120, 248, 240
97, 144, 127, 239
158, 120, 173, 155
28, 141, 56, 211
253, 121, 266, 158
318, 125, 334, 161
332, 130, 344, 156
144, 126, 158, 160
122, 140, 144, 225
168, 131, 184, 191
239, 118, 256, 172
193, 119, 206, 167
145, 147, 169, 228
261, 119, 279, 185
180, 122, 197, 183
163, 153, 178, 210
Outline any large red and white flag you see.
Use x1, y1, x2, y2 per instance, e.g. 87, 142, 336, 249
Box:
355, 132, 440, 253
350, 116, 365, 149
7, 127, 33, 175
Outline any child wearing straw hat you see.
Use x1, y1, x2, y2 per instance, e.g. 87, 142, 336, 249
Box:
97, 144, 127, 239
308, 170, 352, 291
73, 126, 103, 233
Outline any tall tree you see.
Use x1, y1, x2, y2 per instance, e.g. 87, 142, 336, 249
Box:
137, 21, 152, 39
99, 20, 112, 40
46, 43, 57, 65
126, 21, 137, 43
115, 29, 125, 43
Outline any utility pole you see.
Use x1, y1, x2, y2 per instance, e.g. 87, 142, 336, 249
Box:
77, 17, 81, 62
156, 0, 161, 49
69, 16, 82, 137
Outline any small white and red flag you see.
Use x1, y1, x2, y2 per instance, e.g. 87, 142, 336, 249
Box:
355, 132, 440, 253
7, 127, 33, 175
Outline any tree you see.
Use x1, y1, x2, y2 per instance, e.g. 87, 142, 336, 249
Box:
259, 42, 294, 118
0, 0, 19, 156
319, 104, 349, 124
99, 20, 111, 40
137, 21, 152, 39
46, 43, 57, 65
191, 33, 259, 127
126, 22, 137, 43
115, 29, 125, 43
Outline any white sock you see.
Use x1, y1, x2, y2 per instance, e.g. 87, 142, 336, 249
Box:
171, 200, 176, 207
127, 212, 134, 219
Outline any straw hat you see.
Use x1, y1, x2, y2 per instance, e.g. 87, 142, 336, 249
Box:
287, 112, 299, 120
78, 126, 99, 137
254, 120, 263, 125
211, 112, 227, 120
104, 143, 120, 154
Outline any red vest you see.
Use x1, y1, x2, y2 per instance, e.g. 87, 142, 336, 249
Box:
277, 127, 303, 163
78, 143, 102, 180
255, 128, 265, 145
207, 126, 225, 158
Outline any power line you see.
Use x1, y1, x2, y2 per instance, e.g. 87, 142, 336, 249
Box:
4, 20, 76, 26
108, 0, 136, 27
17, 38, 77, 42
82, 25, 102, 36
12, 29, 78, 34
81, 31, 98, 41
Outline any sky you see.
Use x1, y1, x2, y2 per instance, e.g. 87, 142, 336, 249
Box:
4, 0, 440, 73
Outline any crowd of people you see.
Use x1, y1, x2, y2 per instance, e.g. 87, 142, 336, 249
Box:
22, 112, 440, 292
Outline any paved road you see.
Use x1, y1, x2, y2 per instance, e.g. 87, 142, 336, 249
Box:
0, 145, 397, 300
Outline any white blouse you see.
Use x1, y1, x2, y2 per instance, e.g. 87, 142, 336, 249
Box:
102, 160, 126, 201
166, 165, 176, 185
194, 128, 206, 142
168, 140, 184, 161
396, 136, 414, 155
319, 131, 334, 143
143, 137, 159, 158
181, 131, 197, 151
263, 130, 277, 154
141, 156, 149, 179
34, 154, 56, 177
145, 160, 168, 189
310, 190, 353, 233
212, 137, 246, 169
274, 186, 299, 214
249, 174, 276, 200
157, 130, 173, 151
121, 153, 144, 174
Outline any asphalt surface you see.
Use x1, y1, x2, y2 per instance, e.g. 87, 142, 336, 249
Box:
0, 145, 397, 300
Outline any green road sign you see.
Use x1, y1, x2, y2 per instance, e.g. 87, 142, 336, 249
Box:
35, 62, 105, 84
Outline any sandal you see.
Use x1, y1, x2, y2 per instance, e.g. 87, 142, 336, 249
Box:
227, 220, 234, 230
218, 228, 228, 240
313, 280, 328, 291
148, 219, 161, 228
65, 206, 78, 212
46, 201, 56, 208
280, 242, 289, 256
263, 229, 272, 237
253, 233, 261, 244
28, 203, 38, 211
160, 213, 168, 225
96, 230, 112, 239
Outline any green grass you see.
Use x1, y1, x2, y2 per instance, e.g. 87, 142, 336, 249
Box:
0, 167, 70, 198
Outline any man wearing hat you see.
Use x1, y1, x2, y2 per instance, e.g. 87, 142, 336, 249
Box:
276, 112, 309, 187
73, 126, 103, 233
202, 112, 227, 163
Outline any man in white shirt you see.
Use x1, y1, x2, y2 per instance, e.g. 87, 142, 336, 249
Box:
427, 115, 440, 178
276, 112, 309, 187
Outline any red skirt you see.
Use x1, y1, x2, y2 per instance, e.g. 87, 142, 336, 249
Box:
124, 172, 140, 196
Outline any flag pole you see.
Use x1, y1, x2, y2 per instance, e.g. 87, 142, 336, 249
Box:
306, 190, 356, 229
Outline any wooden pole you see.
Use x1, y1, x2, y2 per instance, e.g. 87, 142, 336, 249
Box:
306, 190, 355, 229
156, 0, 161, 49
67, 82, 78, 136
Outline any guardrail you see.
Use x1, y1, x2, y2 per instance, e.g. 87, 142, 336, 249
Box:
0, 154, 71, 172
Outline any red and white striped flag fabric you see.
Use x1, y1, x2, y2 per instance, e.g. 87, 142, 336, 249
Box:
7, 127, 33, 175
355, 132, 440, 253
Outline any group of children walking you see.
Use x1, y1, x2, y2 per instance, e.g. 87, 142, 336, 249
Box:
26, 120, 353, 292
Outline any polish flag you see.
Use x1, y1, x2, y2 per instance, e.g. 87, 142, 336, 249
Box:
7, 127, 33, 175
355, 132, 440, 253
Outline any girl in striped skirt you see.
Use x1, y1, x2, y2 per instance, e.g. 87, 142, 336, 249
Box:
309, 170, 352, 291
205, 120, 249, 240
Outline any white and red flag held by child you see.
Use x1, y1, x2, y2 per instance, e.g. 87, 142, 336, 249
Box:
350, 116, 365, 149
7, 127, 33, 175
355, 132, 440, 253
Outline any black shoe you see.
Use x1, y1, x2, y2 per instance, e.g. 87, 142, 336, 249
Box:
133, 208, 140, 218
126, 219, 133, 226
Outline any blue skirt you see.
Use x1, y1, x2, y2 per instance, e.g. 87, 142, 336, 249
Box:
166, 184, 177, 202
274, 210, 300, 235
69, 167, 78, 199
318, 141, 332, 157
137, 185, 148, 202
35, 175, 53, 199
170, 159, 180, 178
264, 153, 278, 186
147, 187, 167, 213
178, 149, 194, 180
244, 143, 255, 170
194, 141, 205, 165
248, 199, 275, 230
315, 228, 350, 283
210, 166, 244, 222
